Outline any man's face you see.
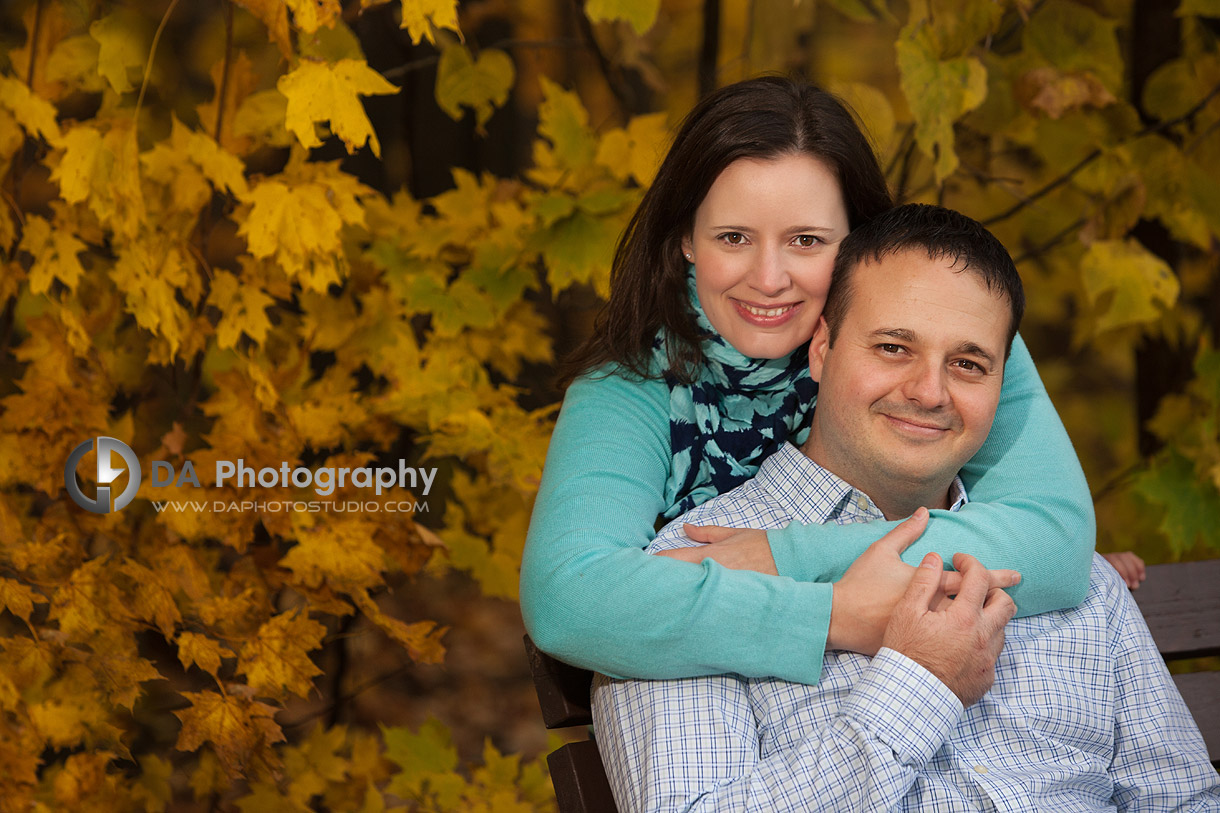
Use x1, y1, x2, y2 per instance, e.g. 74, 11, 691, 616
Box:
806, 250, 1010, 501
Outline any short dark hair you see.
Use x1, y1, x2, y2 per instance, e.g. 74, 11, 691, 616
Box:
561, 75, 893, 385
823, 204, 1025, 356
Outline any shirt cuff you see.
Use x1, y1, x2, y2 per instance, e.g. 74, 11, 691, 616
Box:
839, 647, 963, 768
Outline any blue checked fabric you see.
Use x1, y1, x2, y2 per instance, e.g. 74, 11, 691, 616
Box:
592, 444, 1220, 812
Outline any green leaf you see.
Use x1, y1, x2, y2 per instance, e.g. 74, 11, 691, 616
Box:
537, 208, 621, 297
1024, 1, 1123, 93
1133, 448, 1220, 556
382, 718, 458, 799
1178, 0, 1220, 17
537, 77, 597, 172
435, 43, 515, 131
1079, 239, 1179, 334
585, 0, 662, 34
896, 26, 987, 182
588, 0, 663, 34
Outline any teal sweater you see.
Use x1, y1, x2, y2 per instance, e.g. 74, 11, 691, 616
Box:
520, 334, 1094, 685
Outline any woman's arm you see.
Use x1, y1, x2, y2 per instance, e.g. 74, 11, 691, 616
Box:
520, 371, 834, 684
767, 334, 1094, 616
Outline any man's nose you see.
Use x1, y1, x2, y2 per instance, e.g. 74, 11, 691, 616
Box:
747, 245, 791, 297
903, 360, 950, 407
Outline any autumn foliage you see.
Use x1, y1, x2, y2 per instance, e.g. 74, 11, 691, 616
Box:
1, 0, 1218, 810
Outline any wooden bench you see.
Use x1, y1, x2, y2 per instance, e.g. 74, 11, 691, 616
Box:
526, 559, 1220, 813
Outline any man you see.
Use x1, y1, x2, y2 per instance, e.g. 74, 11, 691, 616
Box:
592, 204, 1219, 812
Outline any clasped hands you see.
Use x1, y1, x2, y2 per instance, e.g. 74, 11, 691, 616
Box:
659, 508, 1020, 706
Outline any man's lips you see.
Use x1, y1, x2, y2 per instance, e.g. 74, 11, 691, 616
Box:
880, 412, 954, 436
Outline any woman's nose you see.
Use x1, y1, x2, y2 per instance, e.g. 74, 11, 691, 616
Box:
747, 246, 791, 297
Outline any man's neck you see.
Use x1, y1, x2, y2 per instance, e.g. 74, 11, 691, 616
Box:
799, 434, 952, 521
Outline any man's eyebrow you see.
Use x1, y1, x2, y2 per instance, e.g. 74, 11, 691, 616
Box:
871, 329, 999, 367
955, 341, 998, 367
871, 328, 917, 342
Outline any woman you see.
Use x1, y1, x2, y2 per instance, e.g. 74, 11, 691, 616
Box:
520, 76, 1095, 685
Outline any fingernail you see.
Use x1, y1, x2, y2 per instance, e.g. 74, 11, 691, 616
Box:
921, 553, 938, 569
1011, 573, 1021, 585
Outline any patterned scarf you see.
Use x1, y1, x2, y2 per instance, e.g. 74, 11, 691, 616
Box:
658, 270, 819, 519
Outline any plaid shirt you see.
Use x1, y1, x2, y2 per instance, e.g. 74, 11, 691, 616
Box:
592, 444, 1219, 812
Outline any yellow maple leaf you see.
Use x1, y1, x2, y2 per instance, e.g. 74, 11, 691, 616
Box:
237, 609, 327, 699
176, 632, 235, 681
51, 121, 146, 239
0, 75, 62, 141
120, 559, 183, 638
352, 589, 446, 664
282, 520, 387, 591
89, 11, 149, 95
286, 0, 343, 32
45, 35, 107, 96
595, 111, 668, 186
277, 59, 398, 155
0, 577, 44, 624
585, 0, 661, 35
208, 270, 275, 349
434, 43, 514, 131
109, 239, 190, 356
174, 690, 286, 778
234, 0, 293, 59
19, 215, 86, 294
397, 0, 461, 44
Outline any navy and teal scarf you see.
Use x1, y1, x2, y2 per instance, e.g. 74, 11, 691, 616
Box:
658, 271, 818, 519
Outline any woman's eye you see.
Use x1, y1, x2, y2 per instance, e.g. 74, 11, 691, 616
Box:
793, 235, 820, 247
719, 232, 746, 245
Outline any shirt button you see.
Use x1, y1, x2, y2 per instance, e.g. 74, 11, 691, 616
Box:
856, 497, 869, 511
973, 765, 989, 774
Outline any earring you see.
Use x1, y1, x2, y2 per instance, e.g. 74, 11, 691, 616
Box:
684, 253, 692, 261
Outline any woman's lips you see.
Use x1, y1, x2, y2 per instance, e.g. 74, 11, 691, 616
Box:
732, 299, 800, 326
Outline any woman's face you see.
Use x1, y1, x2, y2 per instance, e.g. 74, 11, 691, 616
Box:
683, 154, 849, 360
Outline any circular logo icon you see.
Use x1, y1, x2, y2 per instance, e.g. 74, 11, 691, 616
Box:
64, 437, 142, 514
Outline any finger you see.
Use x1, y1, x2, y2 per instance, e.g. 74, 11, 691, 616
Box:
939, 570, 963, 596
949, 553, 992, 610
981, 587, 1018, 632
989, 569, 1021, 589
683, 524, 738, 544
897, 551, 944, 612
874, 507, 929, 556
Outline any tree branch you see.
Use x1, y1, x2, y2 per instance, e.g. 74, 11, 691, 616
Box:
570, 0, 634, 117
982, 79, 1220, 227
213, 0, 234, 145
698, 0, 721, 98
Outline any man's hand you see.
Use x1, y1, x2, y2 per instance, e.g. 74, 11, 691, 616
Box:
1102, 551, 1146, 589
827, 509, 1020, 655
881, 552, 1017, 708
656, 526, 778, 575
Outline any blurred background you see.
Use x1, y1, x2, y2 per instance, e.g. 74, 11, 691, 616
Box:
0, 0, 1217, 808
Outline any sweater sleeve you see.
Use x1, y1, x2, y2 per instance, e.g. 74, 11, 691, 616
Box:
767, 333, 1094, 617
520, 370, 833, 684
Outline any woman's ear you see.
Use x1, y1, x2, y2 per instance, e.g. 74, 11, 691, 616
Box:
680, 234, 693, 261
808, 317, 830, 382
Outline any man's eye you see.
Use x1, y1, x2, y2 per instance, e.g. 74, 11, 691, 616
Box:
793, 235, 821, 247
878, 344, 904, 354
953, 359, 983, 373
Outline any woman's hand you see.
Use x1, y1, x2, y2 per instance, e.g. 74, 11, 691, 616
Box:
1101, 551, 1146, 589
655, 525, 778, 575
827, 508, 1021, 655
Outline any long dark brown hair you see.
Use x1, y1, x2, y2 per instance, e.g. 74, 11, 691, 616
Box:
559, 75, 893, 386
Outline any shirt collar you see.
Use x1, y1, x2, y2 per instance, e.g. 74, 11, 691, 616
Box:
755, 443, 968, 525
